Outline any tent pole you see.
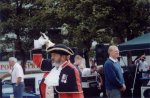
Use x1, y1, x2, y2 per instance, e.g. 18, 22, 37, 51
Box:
127, 51, 132, 66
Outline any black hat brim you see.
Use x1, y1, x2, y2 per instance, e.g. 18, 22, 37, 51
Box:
47, 44, 74, 55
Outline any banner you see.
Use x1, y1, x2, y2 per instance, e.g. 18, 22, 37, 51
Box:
0, 60, 40, 73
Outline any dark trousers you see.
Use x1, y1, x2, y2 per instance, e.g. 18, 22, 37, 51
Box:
12, 82, 25, 98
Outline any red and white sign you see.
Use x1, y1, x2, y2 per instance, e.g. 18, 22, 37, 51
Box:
0, 60, 40, 73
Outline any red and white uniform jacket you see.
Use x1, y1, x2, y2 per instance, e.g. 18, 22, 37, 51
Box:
32, 49, 54, 98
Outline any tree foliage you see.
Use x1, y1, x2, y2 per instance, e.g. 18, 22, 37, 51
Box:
0, 0, 149, 52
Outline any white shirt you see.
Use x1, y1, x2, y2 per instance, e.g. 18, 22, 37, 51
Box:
10, 63, 24, 83
109, 57, 124, 73
82, 68, 97, 77
139, 60, 149, 72
109, 57, 118, 62
44, 66, 62, 86
44, 61, 68, 86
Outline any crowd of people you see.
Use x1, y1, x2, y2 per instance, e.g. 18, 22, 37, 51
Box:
0, 33, 149, 98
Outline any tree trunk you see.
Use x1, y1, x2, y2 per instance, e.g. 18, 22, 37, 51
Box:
127, 51, 132, 66
14, 0, 26, 74
15, 29, 26, 74
84, 49, 90, 68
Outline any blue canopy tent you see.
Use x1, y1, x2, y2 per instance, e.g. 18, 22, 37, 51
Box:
118, 33, 150, 55
118, 33, 150, 98
119, 33, 150, 51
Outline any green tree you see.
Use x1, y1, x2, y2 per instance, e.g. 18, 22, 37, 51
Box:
106, 0, 150, 42
0, 0, 39, 73
40, 0, 149, 49
0, 0, 149, 67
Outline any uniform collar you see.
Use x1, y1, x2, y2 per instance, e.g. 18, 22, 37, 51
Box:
61, 60, 70, 68
109, 57, 118, 62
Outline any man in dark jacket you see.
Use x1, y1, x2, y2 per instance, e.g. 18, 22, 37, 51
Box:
32, 34, 84, 98
46, 44, 84, 98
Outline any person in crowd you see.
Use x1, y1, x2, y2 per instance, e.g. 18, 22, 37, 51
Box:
74, 55, 85, 73
82, 61, 98, 77
82, 58, 98, 76
96, 66, 103, 90
82, 65, 98, 77
135, 54, 149, 78
139, 55, 149, 71
32, 33, 84, 98
0, 57, 25, 98
82, 61, 103, 88
89, 57, 97, 67
97, 65, 106, 97
104, 45, 126, 98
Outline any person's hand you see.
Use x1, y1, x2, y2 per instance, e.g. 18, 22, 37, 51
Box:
34, 32, 47, 49
120, 84, 126, 92
34, 32, 55, 49
45, 40, 55, 50
40, 32, 55, 50
98, 82, 102, 90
